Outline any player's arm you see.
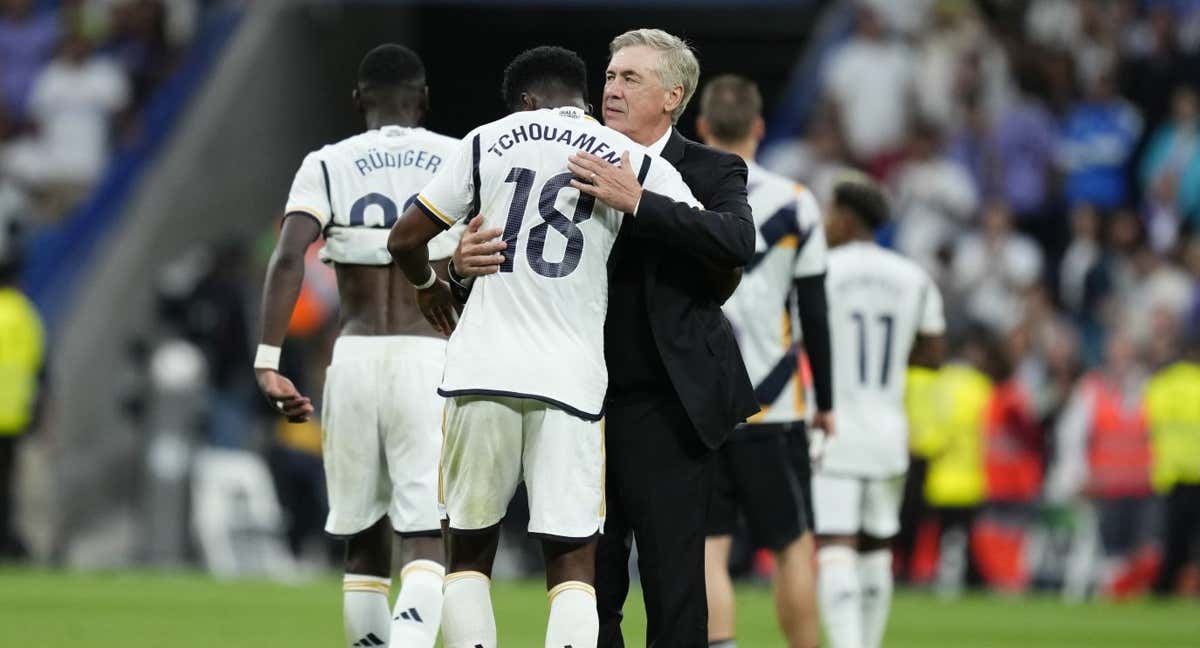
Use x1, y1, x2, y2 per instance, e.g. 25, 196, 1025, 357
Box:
792, 189, 833, 432
388, 203, 461, 336
907, 271, 945, 372
568, 150, 755, 268
909, 275, 947, 370
255, 213, 320, 422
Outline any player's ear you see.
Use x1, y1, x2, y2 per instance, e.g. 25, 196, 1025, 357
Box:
586, 102, 594, 116
521, 92, 537, 111
696, 116, 710, 143
352, 88, 363, 114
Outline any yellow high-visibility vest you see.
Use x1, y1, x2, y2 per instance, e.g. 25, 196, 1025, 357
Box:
0, 287, 45, 434
918, 364, 991, 508
1145, 361, 1200, 491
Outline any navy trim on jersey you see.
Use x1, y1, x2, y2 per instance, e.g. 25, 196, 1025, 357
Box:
636, 155, 653, 183
437, 387, 603, 422
746, 204, 813, 273
470, 134, 482, 217
415, 200, 451, 231
320, 160, 335, 221
754, 344, 800, 407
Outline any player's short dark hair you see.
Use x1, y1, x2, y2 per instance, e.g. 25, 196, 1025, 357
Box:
501, 46, 588, 111
698, 74, 761, 142
358, 44, 425, 90
832, 173, 889, 231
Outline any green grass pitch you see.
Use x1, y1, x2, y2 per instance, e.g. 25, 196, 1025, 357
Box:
1, 568, 1196, 646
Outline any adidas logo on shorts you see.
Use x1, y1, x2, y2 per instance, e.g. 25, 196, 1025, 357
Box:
352, 633, 385, 646
394, 607, 424, 623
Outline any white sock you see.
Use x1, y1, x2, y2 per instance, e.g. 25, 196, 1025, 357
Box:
818, 546, 864, 648
390, 560, 445, 648
344, 574, 392, 647
858, 550, 894, 648
441, 571, 496, 648
544, 581, 599, 648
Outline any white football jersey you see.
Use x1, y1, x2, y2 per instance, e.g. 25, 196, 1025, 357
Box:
822, 241, 945, 477
722, 163, 827, 424
285, 125, 462, 264
416, 107, 700, 419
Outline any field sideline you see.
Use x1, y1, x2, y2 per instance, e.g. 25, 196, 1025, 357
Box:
0, 568, 1196, 646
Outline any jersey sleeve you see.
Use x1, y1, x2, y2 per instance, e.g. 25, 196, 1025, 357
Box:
414, 133, 477, 230
284, 152, 333, 227
792, 187, 827, 278
642, 155, 702, 208
917, 274, 947, 336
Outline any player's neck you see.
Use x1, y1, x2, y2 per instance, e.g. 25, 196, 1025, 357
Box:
712, 138, 757, 163
366, 110, 421, 131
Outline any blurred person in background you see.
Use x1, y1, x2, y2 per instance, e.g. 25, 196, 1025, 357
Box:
0, 0, 59, 123
697, 74, 833, 648
0, 230, 45, 560
257, 45, 458, 648
1121, 2, 1200, 136
975, 329, 1042, 594
1139, 85, 1200, 251
1059, 204, 1108, 356
951, 201, 1044, 334
905, 329, 992, 595
1145, 330, 1200, 596
1056, 65, 1142, 215
821, 2, 914, 174
892, 120, 979, 281
1048, 330, 1159, 598
104, 0, 179, 110
914, 1, 1010, 135
992, 55, 1059, 255
815, 176, 945, 648
1, 27, 130, 215
759, 104, 853, 205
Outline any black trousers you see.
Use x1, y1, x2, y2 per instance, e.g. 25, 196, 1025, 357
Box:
597, 391, 714, 648
1154, 483, 1200, 595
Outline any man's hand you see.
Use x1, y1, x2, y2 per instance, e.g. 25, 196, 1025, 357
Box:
418, 279, 461, 336
569, 150, 643, 214
255, 369, 314, 423
809, 410, 835, 466
453, 215, 506, 278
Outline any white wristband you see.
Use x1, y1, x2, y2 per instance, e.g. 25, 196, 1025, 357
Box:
414, 266, 437, 291
254, 344, 281, 371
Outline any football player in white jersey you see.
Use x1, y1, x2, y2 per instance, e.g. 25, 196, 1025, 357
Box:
815, 175, 945, 648
387, 46, 700, 648
696, 75, 833, 648
254, 45, 458, 648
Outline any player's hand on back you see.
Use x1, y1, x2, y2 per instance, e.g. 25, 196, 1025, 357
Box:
255, 369, 314, 423
418, 278, 461, 336
453, 215, 506, 278
569, 150, 643, 214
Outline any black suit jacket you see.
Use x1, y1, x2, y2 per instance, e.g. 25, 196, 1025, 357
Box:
610, 130, 759, 449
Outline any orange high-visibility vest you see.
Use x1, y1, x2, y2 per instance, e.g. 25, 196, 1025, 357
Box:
1083, 373, 1152, 498
984, 381, 1042, 502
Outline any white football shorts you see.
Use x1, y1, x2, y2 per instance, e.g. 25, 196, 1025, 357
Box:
321, 335, 444, 537
812, 472, 906, 538
440, 395, 604, 541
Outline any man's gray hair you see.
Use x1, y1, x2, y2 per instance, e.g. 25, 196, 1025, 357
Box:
610, 29, 700, 124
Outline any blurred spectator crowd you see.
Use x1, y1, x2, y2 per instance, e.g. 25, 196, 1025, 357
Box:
760, 0, 1200, 599
0, 0, 207, 225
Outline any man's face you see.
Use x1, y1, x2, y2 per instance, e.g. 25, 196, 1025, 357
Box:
604, 45, 675, 142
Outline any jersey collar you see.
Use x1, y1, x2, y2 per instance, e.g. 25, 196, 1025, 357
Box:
551, 106, 598, 122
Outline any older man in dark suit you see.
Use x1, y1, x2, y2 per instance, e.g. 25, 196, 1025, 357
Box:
452, 29, 757, 647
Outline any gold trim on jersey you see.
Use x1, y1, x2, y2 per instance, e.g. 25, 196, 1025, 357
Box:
343, 579, 390, 594
548, 581, 596, 602
417, 194, 456, 227
284, 206, 328, 226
